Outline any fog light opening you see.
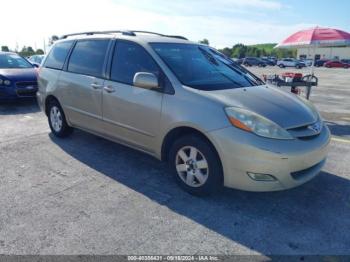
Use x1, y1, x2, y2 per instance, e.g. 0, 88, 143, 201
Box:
247, 172, 277, 182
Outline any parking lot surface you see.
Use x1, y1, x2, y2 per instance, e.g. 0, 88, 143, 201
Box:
0, 67, 349, 256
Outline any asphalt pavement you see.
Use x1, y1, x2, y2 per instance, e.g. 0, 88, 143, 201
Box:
0, 67, 349, 256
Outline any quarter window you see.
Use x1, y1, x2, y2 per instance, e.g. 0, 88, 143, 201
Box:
111, 41, 159, 85
44, 41, 73, 70
68, 39, 109, 78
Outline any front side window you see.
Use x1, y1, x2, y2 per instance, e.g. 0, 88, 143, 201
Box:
151, 43, 261, 91
111, 41, 159, 85
68, 39, 110, 78
44, 41, 73, 70
0, 53, 33, 69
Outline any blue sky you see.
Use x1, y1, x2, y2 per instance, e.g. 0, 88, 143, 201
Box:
0, 0, 349, 50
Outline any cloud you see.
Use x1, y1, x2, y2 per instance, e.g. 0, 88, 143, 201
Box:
0, 0, 313, 51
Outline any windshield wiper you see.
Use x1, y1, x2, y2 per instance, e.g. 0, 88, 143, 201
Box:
198, 47, 219, 66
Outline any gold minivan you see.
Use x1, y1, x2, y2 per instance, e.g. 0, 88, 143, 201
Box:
37, 31, 330, 195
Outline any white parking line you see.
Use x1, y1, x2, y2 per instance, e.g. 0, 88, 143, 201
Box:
332, 136, 350, 144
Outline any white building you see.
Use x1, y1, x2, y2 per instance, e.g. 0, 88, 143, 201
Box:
297, 46, 350, 60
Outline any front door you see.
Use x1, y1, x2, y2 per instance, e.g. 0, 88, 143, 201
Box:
102, 40, 164, 152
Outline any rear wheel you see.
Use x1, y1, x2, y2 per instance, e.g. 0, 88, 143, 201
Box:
279, 64, 285, 68
168, 135, 223, 196
48, 100, 73, 138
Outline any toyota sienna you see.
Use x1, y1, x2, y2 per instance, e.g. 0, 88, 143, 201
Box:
37, 31, 330, 195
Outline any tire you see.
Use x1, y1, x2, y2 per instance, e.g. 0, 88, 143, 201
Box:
279, 64, 285, 68
168, 135, 223, 196
47, 99, 73, 138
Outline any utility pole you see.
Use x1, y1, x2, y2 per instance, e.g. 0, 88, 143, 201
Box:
43, 38, 46, 54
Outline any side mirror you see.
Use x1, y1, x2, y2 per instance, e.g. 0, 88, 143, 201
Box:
133, 72, 159, 90
32, 63, 39, 68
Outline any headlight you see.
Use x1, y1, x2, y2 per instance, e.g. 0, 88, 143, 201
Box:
0, 76, 11, 86
225, 107, 294, 140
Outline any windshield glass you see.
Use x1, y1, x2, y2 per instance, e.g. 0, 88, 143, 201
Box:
0, 53, 33, 69
150, 43, 263, 90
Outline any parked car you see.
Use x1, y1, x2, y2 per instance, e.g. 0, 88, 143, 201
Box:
38, 31, 330, 195
0, 52, 38, 100
260, 58, 276, 66
242, 57, 267, 67
236, 58, 244, 65
340, 59, 350, 64
314, 59, 329, 67
277, 58, 306, 69
324, 60, 349, 68
28, 55, 45, 67
300, 59, 313, 67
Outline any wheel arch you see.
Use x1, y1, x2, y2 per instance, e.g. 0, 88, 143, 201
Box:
161, 126, 221, 164
44, 95, 60, 116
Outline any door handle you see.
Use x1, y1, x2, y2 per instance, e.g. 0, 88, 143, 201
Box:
103, 85, 115, 93
91, 83, 103, 89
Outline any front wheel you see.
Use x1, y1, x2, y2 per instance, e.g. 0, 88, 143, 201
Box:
279, 64, 285, 68
48, 100, 73, 138
168, 135, 223, 196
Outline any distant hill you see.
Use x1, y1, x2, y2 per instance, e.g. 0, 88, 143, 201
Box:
249, 43, 278, 54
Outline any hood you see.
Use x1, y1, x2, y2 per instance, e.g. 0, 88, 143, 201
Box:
0, 68, 37, 82
202, 85, 317, 129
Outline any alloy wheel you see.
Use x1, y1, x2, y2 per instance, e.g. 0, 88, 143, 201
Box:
175, 146, 209, 187
50, 106, 63, 132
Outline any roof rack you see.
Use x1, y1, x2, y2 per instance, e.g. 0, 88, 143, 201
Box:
59, 30, 188, 40
60, 30, 135, 39
131, 31, 188, 40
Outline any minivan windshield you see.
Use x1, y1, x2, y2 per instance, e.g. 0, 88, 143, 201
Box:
0, 53, 33, 69
150, 43, 263, 90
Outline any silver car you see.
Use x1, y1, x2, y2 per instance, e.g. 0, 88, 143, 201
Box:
37, 31, 330, 195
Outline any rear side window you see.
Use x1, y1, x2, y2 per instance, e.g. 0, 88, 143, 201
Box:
68, 39, 110, 78
44, 41, 73, 70
111, 41, 159, 85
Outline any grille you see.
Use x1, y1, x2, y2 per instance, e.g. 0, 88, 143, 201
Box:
287, 121, 322, 139
15, 81, 38, 88
15, 81, 38, 97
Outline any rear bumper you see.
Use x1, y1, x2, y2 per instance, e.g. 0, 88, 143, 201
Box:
208, 123, 331, 192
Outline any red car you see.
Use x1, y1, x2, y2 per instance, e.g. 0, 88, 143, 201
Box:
324, 60, 349, 68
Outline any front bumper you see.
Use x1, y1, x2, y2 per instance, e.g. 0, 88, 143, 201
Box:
0, 85, 38, 100
208, 123, 331, 192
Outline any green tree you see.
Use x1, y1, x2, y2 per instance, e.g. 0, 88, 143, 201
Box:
36, 49, 44, 55
1, 46, 9, 52
19, 46, 36, 57
199, 39, 209, 45
220, 47, 233, 57
218, 42, 297, 59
